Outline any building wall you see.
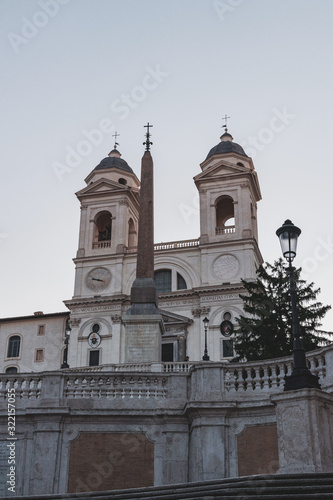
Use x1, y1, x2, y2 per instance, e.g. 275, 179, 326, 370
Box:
0, 313, 68, 373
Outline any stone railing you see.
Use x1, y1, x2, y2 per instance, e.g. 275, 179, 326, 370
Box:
0, 376, 42, 399
127, 238, 200, 254
92, 240, 111, 249
115, 363, 153, 372
164, 362, 191, 373
64, 363, 166, 373
154, 239, 200, 251
0, 345, 332, 404
215, 225, 235, 235
224, 348, 327, 393
63, 373, 168, 399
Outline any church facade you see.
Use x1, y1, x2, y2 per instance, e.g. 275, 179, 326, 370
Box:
0, 130, 262, 374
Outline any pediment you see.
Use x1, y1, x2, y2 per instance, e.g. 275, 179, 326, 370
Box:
194, 160, 249, 182
76, 178, 136, 198
159, 309, 192, 326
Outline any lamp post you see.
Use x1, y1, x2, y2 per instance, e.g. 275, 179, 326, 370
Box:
202, 316, 210, 361
61, 319, 71, 369
276, 219, 320, 391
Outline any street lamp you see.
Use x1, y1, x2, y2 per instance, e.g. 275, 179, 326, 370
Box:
202, 316, 210, 361
276, 220, 320, 391
61, 319, 71, 369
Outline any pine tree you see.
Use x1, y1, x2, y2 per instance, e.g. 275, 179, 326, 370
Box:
233, 259, 332, 361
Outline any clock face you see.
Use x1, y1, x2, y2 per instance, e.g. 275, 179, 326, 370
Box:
86, 267, 111, 292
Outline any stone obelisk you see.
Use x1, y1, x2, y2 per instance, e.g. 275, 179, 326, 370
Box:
123, 124, 163, 363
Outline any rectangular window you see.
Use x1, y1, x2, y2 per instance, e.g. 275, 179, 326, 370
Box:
89, 350, 100, 366
223, 340, 234, 358
37, 325, 45, 336
162, 343, 174, 362
35, 349, 44, 362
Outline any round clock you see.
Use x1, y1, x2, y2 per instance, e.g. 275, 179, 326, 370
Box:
220, 320, 234, 337
86, 267, 111, 292
88, 332, 101, 347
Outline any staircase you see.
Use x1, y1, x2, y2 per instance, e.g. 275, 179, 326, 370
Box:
11, 473, 333, 499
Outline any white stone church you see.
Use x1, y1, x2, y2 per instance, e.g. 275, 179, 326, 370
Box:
1, 129, 262, 373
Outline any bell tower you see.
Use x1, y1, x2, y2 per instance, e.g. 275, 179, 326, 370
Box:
72, 146, 140, 299
194, 130, 262, 283
195, 130, 261, 244
64, 144, 140, 368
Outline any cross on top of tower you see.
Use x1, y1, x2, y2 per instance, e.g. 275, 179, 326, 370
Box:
143, 122, 153, 151
222, 114, 230, 133
112, 131, 120, 149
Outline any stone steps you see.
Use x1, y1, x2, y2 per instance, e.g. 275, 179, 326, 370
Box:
11, 473, 333, 499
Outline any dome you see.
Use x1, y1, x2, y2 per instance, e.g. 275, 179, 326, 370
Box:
94, 149, 134, 173
206, 132, 248, 159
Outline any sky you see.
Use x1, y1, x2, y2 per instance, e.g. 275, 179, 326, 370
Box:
1, 0, 333, 330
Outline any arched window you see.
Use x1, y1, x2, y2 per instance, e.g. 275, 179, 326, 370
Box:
94, 211, 112, 242
128, 218, 136, 248
177, 273, 187, 290
154, 270, 187, 293
216, 196, 235, 234
5, 366, 18, 374
154, 270, 172, 293
7, 336, 21, 358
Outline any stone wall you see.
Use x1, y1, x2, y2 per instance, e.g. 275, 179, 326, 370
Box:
0, 345, 332, 497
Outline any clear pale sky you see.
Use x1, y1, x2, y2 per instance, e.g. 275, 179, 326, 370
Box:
1, 0, 333, 330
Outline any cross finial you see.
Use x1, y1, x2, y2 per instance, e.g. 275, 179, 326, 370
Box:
112, 131, 120, 149
222, 114, 230, 133
143, 122, 153, 151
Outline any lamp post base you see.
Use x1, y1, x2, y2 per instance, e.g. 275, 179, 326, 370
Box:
202, 354, 210, 361
284, 368, 321, 391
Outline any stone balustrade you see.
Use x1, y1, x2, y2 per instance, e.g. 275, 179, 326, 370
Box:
92, 240, 111, 249
0, 376, 42, 400
224, 349, 327, 393
164, 362, 192, 372
127, 238, 200, 253
64, 374, 168, 399
215, 225, 236, 235
1, 345, 332, 405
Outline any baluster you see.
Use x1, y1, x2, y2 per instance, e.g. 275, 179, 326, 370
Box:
66, 378, 74, 398
262, 366, 270, 389
28, 379, 35, 399
252, 367, 260, 390
20, 379, 27, 398
242, 368, 248, 391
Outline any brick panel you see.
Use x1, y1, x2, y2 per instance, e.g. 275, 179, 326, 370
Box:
67, 432, 154, 493
237, 423, 279, 476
